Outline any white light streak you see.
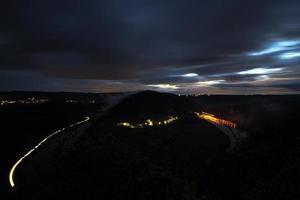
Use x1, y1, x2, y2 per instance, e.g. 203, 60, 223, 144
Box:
249, 46, 286, 56
248, 39, 300, 56
279, 52, 300, 59
9, 117, 90, 188
277, 40, 300, 47
237, 68, 283, 75
181, 73, 199, 77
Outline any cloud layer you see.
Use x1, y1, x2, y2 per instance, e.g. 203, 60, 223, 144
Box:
0, 0, 300, 94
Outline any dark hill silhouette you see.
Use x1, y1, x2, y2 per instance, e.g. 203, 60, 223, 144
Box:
11, 92, 300, 200
14, 91, 228, 200
106, 90, 195, 117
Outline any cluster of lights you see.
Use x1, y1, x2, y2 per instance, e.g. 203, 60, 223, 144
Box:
118, 116, 179, 128
0, 98, 97, 106
66, 100, 79, 103
65, 100, 95, 103
0, 97, 49, 106
195, 112, 237, 128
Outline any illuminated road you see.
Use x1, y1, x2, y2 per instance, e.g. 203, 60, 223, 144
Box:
195, 112, 242, 151
8, 116, 90, 188
195, 112, 237, 128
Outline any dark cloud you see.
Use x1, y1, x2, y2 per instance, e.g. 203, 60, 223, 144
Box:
0, 0, 299, 93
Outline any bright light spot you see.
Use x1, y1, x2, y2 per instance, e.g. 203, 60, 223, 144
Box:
248, 40, 300, 56
147, 119, 154, 126
279, 52, 300, 59
181, 73, 199, 77
237, 68, 283, 75
147, 84, 179, 89
197, 80, 224, 86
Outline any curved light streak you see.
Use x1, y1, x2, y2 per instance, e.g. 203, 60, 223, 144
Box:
9, 116, 90, 188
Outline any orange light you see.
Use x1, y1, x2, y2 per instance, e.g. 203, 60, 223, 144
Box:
195, 112, 237, 128
118, 116, 178, 129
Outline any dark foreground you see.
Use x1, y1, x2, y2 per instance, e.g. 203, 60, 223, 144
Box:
2, 91, 300, 200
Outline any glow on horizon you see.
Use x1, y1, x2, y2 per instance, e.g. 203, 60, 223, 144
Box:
197, 80, 225, 86
237, 67, 283, 75
147, 84, 179, 89
169, 73, 199, 78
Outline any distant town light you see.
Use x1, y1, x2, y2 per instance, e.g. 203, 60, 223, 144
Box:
0, 98, 49, 106
118, 116, 178, 129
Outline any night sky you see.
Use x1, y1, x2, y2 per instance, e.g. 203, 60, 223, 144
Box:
1, 0, 300, 94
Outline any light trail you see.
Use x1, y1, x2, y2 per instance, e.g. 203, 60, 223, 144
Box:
195, 112, 239, 151
9, 116, 90, 188
195, 112, 237, 128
